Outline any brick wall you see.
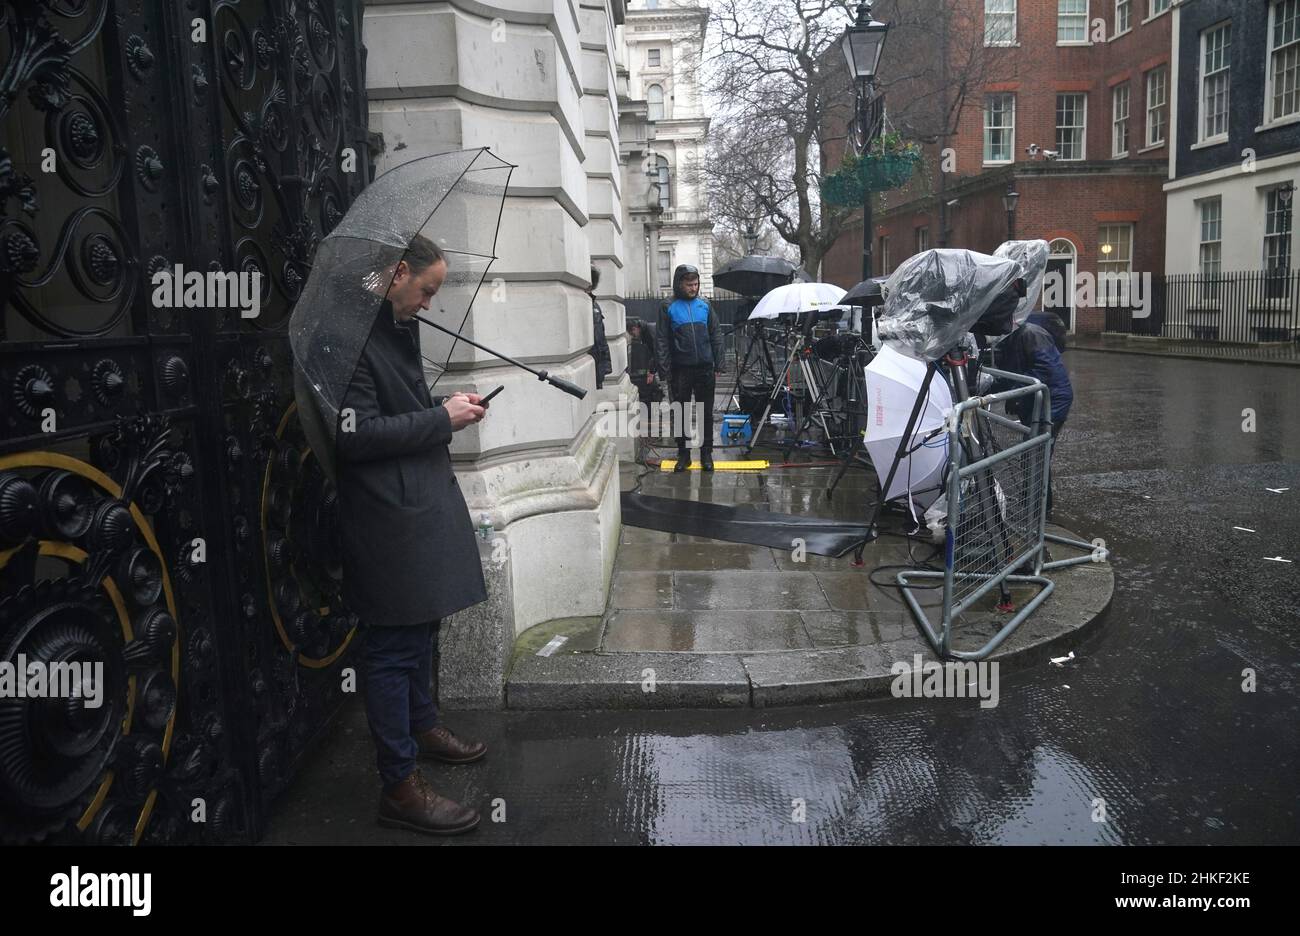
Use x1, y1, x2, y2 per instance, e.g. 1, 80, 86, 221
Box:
821, 0, 1174, 337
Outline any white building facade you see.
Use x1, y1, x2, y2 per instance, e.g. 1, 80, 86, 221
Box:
363, 0, 634, 705
618, 0, 715, 294
1163, 0, 1300, 342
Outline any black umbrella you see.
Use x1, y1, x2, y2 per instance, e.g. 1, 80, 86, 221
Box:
842, 276, 889, 308
713, 255, 812, 298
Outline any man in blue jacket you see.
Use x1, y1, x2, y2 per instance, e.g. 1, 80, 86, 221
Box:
656, 264, 723, 471
992, 320, 1073, 517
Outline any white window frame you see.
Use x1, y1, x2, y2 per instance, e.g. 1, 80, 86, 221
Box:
1266, 0, 1300, 126
1264, 185, 1294, 271
983, 93, 1016, 165
1098, 225, 1133, 272
655, 155, 671, 210
1199, 23, 1232, 144
1145, 67, 1168, 147
1264, 185, 1295, 300
916, 226, 930, 253
647, 84, 665, 122
1198, 197, 1223, 300
1112, 83, 1131, 157
1058, 0, 1091, 46
879, 235, 891, 274
1146, 0, 1170, 21
1098, 223, 1134, 306
985, 0, 1017, 47
647, 48, 661, 68
657, 249, 672, 290
1114, 0, 1132, 38
1056, 93, 1088, 160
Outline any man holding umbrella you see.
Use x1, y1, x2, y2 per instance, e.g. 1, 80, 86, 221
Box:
332, 235, 494, 836
656, 264, 723, 471
291, 149, 516, 837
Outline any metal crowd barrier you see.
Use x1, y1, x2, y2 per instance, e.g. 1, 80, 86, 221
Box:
896, 368, 1055, 660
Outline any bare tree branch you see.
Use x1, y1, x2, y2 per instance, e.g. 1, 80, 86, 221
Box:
692, 0, 1015, 274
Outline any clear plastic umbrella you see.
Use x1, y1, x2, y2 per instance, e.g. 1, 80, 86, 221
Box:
289, 148, 514, 476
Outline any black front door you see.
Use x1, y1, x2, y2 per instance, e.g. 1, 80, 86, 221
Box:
1044, 257, 1073, 333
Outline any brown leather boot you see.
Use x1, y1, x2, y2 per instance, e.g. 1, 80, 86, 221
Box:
416, 725, 487, 764
377, 771, 479, 836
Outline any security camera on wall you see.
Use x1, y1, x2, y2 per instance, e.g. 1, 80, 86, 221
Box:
1042, 149, 1060, 160
1026, 143, 1040, 156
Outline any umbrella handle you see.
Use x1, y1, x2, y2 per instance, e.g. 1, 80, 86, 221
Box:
537, 371, 587, 400
414, 313, 587, 399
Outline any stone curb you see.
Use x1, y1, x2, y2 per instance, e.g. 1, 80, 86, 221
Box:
506, 552, 1115, 710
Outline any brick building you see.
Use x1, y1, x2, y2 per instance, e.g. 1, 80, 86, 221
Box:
822, 0, 1175, 337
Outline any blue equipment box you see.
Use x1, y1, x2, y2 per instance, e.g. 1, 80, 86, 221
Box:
721, 413, 752, 444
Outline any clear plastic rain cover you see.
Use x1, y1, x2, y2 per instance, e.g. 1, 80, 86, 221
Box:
993, 239, 1050, 327
875, 248, 1025, 361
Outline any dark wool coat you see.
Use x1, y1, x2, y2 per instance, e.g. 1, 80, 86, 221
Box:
335, 302, 487, 626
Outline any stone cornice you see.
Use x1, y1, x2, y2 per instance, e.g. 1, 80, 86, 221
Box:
625, 7, 708, 30
650, 116, 708, 132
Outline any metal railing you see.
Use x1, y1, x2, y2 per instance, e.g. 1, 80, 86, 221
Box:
623, 295, 748, 364
896, 370, 1056, 660
1104, 269, 1300, 343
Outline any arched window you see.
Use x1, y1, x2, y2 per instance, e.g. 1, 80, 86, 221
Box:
647, 84, 664, 121
656, 156, 671, 210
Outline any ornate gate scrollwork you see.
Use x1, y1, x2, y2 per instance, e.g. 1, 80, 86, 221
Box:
2, 0, 372, 843
0, 417, 181, 844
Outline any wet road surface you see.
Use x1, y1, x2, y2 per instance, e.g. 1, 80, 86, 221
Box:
265, 350, 1299, 845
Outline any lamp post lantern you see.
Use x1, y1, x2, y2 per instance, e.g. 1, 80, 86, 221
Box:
1002, 182, 1020, 240
841, 1, 890, 281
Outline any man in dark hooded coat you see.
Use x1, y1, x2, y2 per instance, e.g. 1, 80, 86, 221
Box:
655, 264, 722, 471
331, 235, 492, 836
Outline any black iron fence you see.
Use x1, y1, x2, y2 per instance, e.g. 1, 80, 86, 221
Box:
1104, 270, 1300, 344
623, 293, 750, 361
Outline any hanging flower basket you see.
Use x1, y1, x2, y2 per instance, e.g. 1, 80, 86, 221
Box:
821, 149, 922, 207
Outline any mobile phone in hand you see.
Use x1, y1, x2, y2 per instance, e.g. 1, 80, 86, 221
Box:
481, 385, 505, 405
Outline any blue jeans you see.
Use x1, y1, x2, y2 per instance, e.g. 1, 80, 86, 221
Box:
360, 620, 441, 788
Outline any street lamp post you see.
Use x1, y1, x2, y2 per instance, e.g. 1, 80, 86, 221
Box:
1002, 182, 1020, 241
841, 1, 890, 281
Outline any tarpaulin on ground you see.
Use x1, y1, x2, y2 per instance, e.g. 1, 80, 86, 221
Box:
620, 492, 868, 557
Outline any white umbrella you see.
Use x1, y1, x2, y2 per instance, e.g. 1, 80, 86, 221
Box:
747, 282, 847, 320
863, 343, 953, 508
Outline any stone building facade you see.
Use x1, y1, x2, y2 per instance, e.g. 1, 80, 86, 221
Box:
618, 0, 714, 294
363, 0, 632, 705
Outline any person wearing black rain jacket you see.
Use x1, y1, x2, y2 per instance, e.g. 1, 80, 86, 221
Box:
655, 264, 722, 471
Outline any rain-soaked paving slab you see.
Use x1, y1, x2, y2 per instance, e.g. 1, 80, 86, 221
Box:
506, 458, 1115, 709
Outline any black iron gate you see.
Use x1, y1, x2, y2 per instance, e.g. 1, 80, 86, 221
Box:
0, 0, 371, 843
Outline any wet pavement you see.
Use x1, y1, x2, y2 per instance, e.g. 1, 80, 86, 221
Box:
264, 350, 1299, 845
